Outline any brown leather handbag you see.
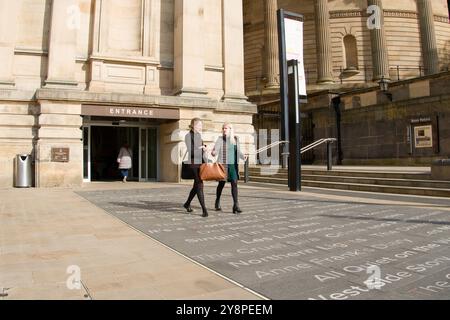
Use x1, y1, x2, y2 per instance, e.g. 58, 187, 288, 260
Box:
199, 163, 226, 181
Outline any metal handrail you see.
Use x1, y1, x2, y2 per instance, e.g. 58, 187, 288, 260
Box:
244, 140, 288, 183
301, 138, 337, 154
246, 140, 289, 156
243, 137, 337, 183
300, 139, 325, 154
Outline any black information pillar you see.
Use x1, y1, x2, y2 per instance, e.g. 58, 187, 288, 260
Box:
277, 9, 289, 169
277, 9, 304, 191
287, 60, 301, 191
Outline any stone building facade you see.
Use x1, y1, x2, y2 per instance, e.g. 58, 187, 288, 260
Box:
0, 0, 256, 188
244, 0, 450, 165
245, 0, 450, 90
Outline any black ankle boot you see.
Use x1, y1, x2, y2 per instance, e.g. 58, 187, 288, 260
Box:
183, 202, 193, 213
215, 198, 222, 211
197, 189, 208, 217
233, 205, 242, 214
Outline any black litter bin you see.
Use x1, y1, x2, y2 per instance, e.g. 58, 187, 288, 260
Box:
14, 154, 32, 188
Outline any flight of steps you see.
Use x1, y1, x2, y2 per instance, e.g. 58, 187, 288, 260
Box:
242, 166, 450, 197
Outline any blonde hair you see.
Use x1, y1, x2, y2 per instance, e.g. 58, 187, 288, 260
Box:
222, 122, 236, 144
189, 118, 202, 131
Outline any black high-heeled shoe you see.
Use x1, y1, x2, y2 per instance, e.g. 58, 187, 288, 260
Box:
233, 206, 242, 214
183, 202, 193, 213
202, 209, 208, 217
215, 198, 222, 211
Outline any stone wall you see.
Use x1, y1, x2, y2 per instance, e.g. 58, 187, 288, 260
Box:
0, 0, 256, 188
0, 91, 37, 188
0, 89, 256, 188
308, 72, 450, 165
1, 0, 249, 98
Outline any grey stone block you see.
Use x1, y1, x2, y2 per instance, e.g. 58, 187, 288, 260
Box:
431, 159, 450, 180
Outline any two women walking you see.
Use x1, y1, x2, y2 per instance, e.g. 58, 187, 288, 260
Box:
183, 119, 247, 217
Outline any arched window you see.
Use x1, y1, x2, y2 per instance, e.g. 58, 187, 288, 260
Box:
343, 35, 359, 70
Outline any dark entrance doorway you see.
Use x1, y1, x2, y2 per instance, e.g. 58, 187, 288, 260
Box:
90, 126, 139, 181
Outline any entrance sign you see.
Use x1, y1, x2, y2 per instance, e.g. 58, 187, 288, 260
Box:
81, 105, 180, 120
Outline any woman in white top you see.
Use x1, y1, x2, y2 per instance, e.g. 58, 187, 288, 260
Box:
211, 123, 247, 214
117, 143, 132, 182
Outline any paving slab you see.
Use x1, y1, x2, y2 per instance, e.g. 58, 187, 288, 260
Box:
1, 182, 450, 300
74, 183, 450, 300
0, 184, 263, 300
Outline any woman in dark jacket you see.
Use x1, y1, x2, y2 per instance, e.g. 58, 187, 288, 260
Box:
183, 118, 208, 217
211, 122, 247, 214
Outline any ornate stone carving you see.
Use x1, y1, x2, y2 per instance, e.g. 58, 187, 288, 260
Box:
329, 9, 447, 23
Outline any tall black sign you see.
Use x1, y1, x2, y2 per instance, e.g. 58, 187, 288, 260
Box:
277, 9, 305, 191
287, 60, 301, 191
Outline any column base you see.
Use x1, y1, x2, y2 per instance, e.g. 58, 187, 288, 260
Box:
262, 87, 280, 95
264, 83, 280, 90
45, 79, 79, 90
373, 75, 391, 82
144, 86, 161, 96
88, 80, 105, 92
317, 78, 335, 85
174, 87, 209, 97
222, 93, 249, 103
0, 79, 15, 88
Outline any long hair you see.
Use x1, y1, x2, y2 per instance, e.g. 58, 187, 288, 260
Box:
189, 118, 202, 131
223, 122, 236, 145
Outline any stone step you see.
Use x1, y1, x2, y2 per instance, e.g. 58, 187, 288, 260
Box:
246, 167, 431, 180
245, 176, 450, 197
302, 174, 449, 189
246, 170, 432, 181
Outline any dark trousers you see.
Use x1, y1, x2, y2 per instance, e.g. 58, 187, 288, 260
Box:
185, 166, 207, 210
216, 180, 239, 207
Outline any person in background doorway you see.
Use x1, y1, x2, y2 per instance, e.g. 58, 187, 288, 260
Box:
117, 143, 132, 183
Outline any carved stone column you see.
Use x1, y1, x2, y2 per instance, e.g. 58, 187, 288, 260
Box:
264, 0, 279, 88
417, 0, 439, 75
222, 0, 247, 101
314, 0, 334, 84
0, 0, 20, 87
368, 0, 390, 81
45, 0, 78, 88
173, 0, 207, 97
